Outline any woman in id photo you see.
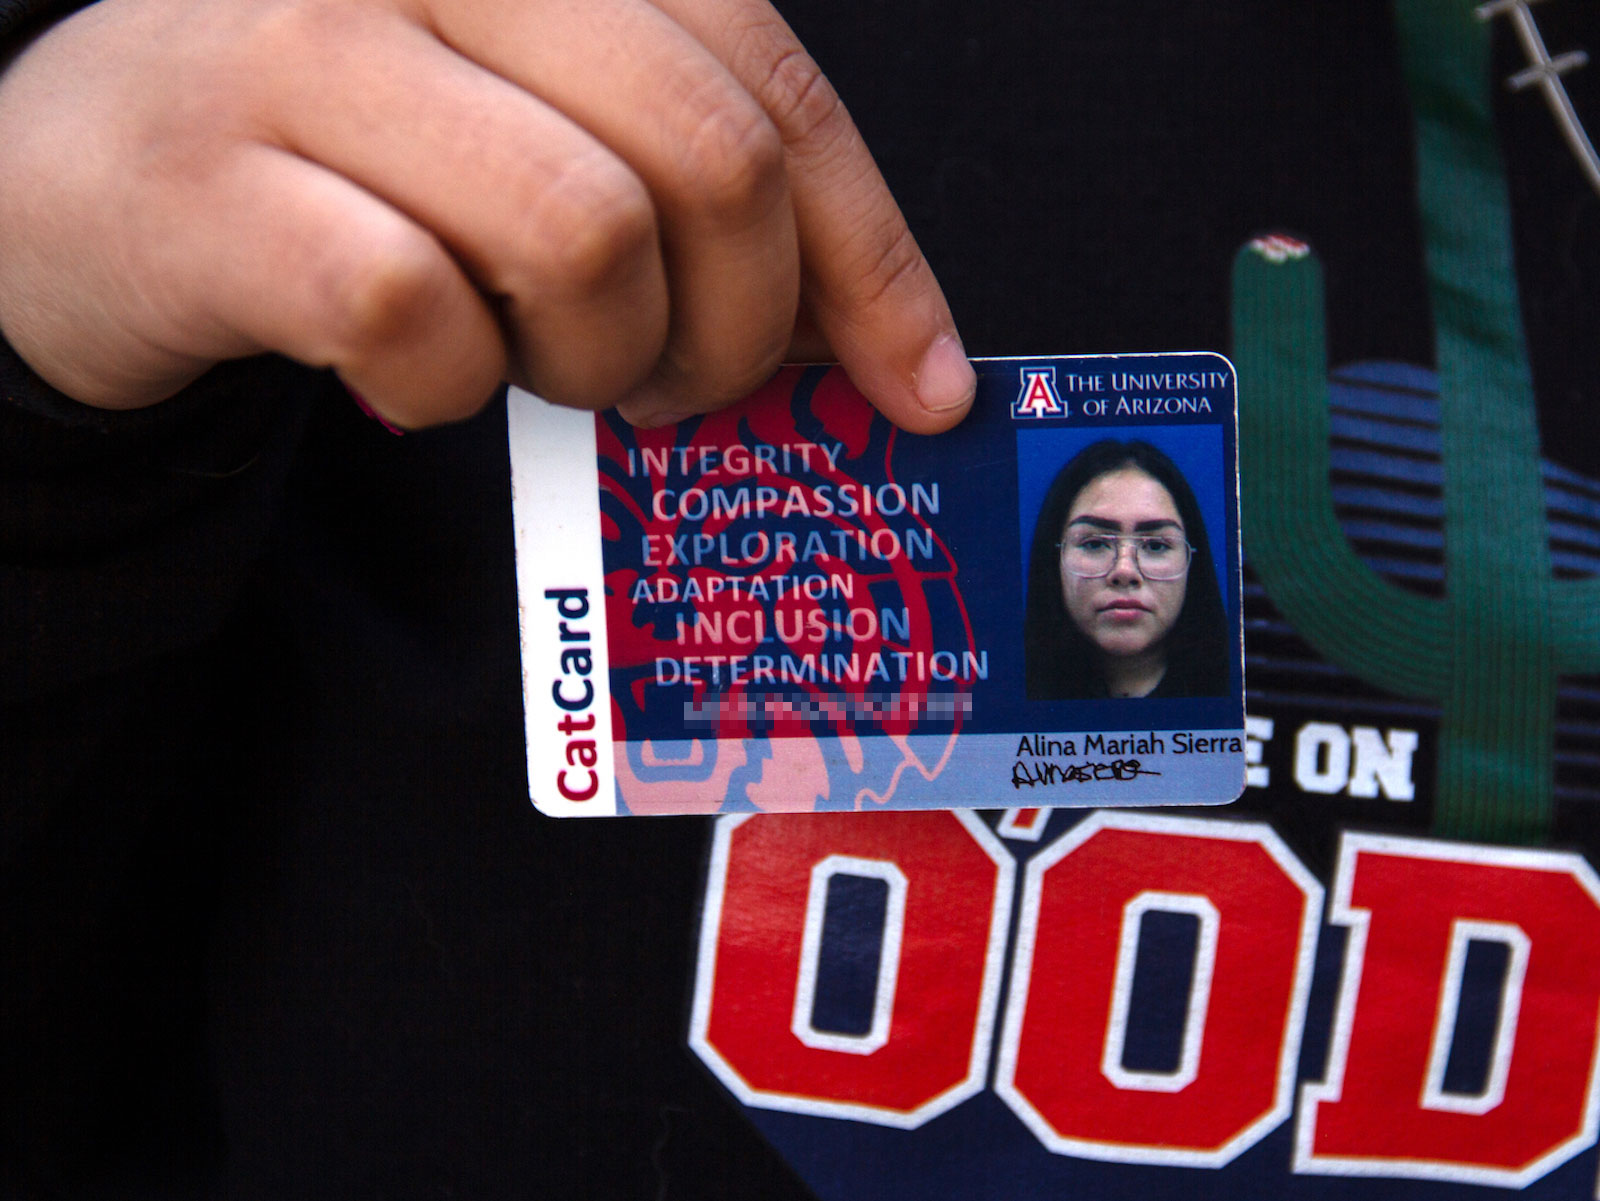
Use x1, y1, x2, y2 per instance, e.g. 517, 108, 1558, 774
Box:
1024, 438, 1230, 700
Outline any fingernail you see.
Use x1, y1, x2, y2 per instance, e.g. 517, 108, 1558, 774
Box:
346, 386, 404, 436
914, 333, 976, 414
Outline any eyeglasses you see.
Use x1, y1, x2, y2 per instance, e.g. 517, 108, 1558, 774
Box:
1058, 532, 1193, 580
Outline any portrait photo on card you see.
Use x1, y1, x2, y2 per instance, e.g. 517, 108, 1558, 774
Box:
1018, 425, 1233, 702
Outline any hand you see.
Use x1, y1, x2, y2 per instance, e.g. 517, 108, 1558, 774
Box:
0, 0, 974, 431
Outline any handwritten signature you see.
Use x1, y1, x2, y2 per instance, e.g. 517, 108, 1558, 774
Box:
1010, 758, 1161, 789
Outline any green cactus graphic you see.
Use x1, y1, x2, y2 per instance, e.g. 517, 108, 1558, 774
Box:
1231, 0, 1600, 843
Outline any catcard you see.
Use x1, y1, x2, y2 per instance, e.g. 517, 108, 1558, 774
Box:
508, 353, 1245, 816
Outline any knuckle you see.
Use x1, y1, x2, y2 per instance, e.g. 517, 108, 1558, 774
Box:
516, 157, 656, 297
843, 217, 926, 311
677, 90, 785, 223
757, 47, 849, 151
316, 227, 446, 361
244, 0, 362, 59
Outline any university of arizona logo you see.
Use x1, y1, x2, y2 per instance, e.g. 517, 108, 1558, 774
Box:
1011, 367, 1066, 419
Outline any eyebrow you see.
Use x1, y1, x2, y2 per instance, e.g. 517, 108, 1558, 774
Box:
1066, 516, 1185, 533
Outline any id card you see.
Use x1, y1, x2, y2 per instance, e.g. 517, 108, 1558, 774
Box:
509, 353, 1245, 816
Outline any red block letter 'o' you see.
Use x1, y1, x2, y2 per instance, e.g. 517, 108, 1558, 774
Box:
690, 811, 1013, 1128
996, 812, 1322, 1166
1296, 833, 1600, 1187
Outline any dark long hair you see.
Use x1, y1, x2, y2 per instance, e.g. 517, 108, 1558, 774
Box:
1023, 440, 1230, 699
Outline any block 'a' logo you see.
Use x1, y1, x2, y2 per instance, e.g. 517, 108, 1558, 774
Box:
1012, 367, 1066, 419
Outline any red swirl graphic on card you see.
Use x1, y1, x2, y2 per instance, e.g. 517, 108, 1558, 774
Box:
595, 366, 976, 813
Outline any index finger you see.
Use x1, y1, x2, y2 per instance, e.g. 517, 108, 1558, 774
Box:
651, 0, 975, 434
